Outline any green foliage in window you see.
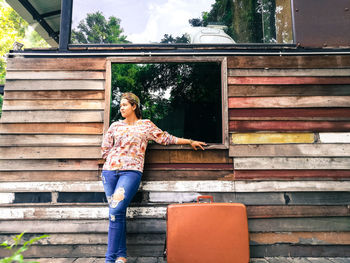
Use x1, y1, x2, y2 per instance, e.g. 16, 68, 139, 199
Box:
111, 62, 222, 143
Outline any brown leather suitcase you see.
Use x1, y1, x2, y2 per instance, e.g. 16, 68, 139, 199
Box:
166, 195, 249, 263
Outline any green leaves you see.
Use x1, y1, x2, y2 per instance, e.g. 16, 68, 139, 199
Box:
71, 11, 130, 44
0, 232, 49, 263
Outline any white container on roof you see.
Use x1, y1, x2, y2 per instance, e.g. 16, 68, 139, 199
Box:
190, 25, 235, 44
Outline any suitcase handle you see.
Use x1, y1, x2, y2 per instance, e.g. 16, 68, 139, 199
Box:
197, 195, 214, 203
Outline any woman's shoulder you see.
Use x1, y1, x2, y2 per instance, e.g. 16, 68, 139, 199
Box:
110, 120, 124, 128
138, 119, 154, 126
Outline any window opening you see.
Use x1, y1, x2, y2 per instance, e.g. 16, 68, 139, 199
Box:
110, 62, 223, 144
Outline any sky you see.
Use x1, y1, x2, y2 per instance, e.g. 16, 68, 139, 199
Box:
71, 0, 215, 43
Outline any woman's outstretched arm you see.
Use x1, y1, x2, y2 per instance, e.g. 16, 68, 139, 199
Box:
176, 138, 207, 150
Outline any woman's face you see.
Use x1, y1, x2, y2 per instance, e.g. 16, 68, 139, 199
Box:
120, 98, 136, 118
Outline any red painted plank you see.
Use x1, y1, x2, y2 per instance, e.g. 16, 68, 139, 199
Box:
229, 121, 350, 132
228, 77, 350, 85
229, 108, 350, 119
228, 97, 350, 108
234, 170, 350, 180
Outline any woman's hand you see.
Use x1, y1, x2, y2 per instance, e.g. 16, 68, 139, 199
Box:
190, 140, 207, 150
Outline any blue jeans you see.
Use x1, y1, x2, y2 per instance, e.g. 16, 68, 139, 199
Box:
101, 170, 142, 263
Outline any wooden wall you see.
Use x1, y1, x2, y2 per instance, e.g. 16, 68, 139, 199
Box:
0, 55, 349, 260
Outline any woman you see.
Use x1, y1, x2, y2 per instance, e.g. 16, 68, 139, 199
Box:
101, 92, 206, 263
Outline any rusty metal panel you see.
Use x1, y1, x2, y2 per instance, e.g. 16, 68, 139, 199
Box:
292, 0, 350, 48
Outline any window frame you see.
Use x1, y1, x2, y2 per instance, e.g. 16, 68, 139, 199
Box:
104, 56, 229, 150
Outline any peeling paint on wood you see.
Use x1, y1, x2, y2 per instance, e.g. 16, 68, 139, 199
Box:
1, 180, 350, 193
319, 133, 350, 143
231, 133, 315, 144
0, 193, 15, 204
0, 206, 167, 220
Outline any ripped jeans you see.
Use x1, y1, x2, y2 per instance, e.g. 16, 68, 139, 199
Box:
101, 170, 142, 263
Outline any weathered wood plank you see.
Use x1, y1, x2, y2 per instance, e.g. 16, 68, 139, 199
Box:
143, 170, 234, 181
234, 180, 350, 192
0, 206, 166, 220
0, 219, 163, 233
36, 204, 331, 219
0, 135, 102, 146
5, 71, 105, 80
0, 171, 100, 181
250, 232, 350, 246
234, 157, 350, 170
319, 133, 350, 143
2, 180, 350, 193
228, 85, 350, 97
230, 121, 350, 132
145, 150, 232, 164
228, 96, 350, 108
4, 80, 105, 91
145, 163, 233, 170
7, 58, 106, 71
2, 100, 105, 110
0, 146, 101, 159
246, 205, 350, 218
249, 217, 350, 232
1, 217, 350, 234
4, 90, 105, 100
233, 170, 350, 180
228, 69, 350, 77
328, 258, 350, 263
229, 144, 350, 157
265, 257, 293, 263
250, 259, 270, 263
0, 233, 164, 245
152, 192, 350, 205
251, 244, 350, 257
231, 133, 315, 144
0, 111, 104, 123
0, 169, 231, 182
229, 108, 350, 121
228, 77, 350, 85
227, 56, 350, 69
26, 259, 77, 263
306, 259, 334, 263
0, 159, 99, 171
0, 123, 103, 134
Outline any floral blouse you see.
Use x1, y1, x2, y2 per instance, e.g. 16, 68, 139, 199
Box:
101, 119, 178, 172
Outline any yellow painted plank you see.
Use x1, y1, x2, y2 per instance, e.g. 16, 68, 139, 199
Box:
231, 133, 315, 144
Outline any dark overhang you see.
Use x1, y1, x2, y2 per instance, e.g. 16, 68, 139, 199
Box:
5, 0, 61, 47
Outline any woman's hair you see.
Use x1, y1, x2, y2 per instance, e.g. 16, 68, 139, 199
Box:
121, 92, 142, 119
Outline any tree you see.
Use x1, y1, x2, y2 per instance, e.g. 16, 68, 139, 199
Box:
0, 0, 49, 84
0, 0, 27, 84
189, 0, 264, 43
71, 11, 129, 44
161, 34, 189, 44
